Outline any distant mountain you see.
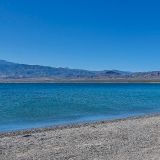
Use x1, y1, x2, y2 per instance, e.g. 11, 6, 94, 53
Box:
0, 60, 160, 82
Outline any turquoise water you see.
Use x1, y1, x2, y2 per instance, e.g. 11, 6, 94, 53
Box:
1, 83, 160, 131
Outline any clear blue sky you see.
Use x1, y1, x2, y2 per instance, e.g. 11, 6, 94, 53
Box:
0, 0, 160, 71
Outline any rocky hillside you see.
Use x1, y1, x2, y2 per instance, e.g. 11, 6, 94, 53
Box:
0, 60, 160, 82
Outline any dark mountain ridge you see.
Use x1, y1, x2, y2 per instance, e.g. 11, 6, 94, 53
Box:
0, 60, 160, 82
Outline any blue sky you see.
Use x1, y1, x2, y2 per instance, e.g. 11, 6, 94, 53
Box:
0, 0, 160, 71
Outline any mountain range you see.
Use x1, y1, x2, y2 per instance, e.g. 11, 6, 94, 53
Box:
0, 60, 160, 82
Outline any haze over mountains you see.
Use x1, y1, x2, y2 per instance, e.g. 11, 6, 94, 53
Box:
0, 60, 160, 82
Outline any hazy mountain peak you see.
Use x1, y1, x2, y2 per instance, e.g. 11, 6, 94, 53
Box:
0, 60, 15, 65
0, 59, 160, 82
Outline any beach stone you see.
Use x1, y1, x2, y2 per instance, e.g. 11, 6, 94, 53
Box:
1, 115, 160, 160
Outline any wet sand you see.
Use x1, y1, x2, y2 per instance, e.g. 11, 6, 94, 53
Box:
1, 115, 160, 160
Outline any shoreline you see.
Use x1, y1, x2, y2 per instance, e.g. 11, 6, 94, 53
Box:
1, 82, 160, 84
1, 113, 160, 137
1, 80, 160, 84
1, 114, 160, 160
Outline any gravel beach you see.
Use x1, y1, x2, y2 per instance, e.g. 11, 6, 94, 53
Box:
1, 115, 160, 160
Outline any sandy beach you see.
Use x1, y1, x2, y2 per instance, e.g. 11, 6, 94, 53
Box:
1, 115, 160, 160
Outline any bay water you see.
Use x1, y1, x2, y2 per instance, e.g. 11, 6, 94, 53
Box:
1, 83, 160, 131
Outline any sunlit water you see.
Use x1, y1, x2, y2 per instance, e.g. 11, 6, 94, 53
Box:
1, 83, 160, 131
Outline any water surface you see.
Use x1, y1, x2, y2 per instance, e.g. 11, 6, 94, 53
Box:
1, 83, 160, 131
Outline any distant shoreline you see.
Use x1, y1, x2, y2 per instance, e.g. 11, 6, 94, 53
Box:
1, 79, 160, 83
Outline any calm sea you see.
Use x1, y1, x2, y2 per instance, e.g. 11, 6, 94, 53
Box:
1, 83, 160, 131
